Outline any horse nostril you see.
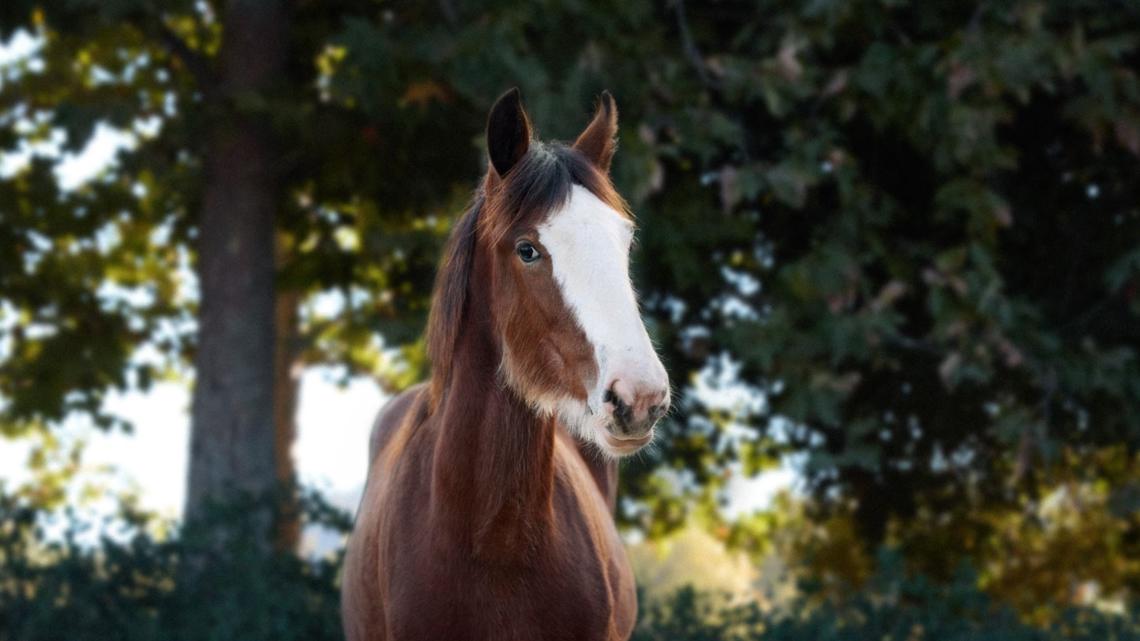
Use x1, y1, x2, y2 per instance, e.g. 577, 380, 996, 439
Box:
649, 404, 666, 420
615, 401, 632, 425
604, 387, 635, 432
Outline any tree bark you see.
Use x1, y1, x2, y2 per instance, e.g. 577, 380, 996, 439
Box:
273, 285, 302, 550
186, 0, 289, 535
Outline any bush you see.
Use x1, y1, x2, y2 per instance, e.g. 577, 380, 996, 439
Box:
0, 491, 347, 641
3, 494, 1137, 641
634, 551, 1140, 641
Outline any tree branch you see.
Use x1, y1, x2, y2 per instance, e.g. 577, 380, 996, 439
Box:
1014, 367, 1056, 486
154, 21, 216, 90
671, 0, 718, 90
883, 332, 941, 356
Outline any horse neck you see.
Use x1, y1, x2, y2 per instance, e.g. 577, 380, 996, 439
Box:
429, 277, 557, 561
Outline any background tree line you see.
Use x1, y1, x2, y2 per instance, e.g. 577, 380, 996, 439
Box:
1, 0, 1139, 636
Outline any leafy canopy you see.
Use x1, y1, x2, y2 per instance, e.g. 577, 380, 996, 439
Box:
1, 2, 1139, 589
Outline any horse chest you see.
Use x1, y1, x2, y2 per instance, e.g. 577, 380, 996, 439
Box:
388, 556, 620, 641
380, 458, 636, 641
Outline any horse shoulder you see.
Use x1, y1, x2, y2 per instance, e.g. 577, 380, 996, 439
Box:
343, 383, 428, 641
368, 382, 428, 465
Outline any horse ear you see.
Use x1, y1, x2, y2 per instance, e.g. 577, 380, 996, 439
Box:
573, 91, 618, 173
487, 87, 532, 178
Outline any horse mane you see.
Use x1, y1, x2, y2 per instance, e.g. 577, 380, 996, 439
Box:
425, 142, 631, 405
425, 192, 482, 406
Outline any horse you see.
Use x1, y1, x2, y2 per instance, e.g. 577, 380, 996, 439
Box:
341, 88, 670, 641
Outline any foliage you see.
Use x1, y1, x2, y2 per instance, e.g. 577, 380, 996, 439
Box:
717, 478, 1140, 624
0, 490, 348, 641
3, 491, 1138, 641
2, 0, 1140, 620
634, 551, 1140, 641
617, 0, 1140, 552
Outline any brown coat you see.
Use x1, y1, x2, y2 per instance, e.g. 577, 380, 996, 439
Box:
342, 89, 638, 641
341, 379, 634, 641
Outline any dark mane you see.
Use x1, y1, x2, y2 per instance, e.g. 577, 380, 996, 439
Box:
424, 192, 481, 405
424, 143, 629, 404
479, 142, 631, 244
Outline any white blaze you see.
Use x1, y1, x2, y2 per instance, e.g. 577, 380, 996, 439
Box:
537, 185, 667, 446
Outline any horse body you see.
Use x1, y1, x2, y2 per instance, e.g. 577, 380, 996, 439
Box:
343, 389, 635, 641
343, 90, 666, 641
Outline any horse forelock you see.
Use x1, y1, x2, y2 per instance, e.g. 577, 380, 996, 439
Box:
479, 142, 632, 245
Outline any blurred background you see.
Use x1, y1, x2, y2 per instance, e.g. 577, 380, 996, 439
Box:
2, 1, 1139, 639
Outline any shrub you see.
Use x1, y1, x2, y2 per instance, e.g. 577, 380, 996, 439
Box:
635, 551, 1140, 641
3, 494, 1137, 641
0, 491, 347, 641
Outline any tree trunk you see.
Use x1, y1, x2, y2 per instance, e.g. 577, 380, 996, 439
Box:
186, 0, 289, 535
273, 285, 302, 550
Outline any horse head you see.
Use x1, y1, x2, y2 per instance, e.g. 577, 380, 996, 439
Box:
428, 88, 670, 457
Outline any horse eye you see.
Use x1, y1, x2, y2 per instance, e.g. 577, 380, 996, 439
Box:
516, 241, 541, 264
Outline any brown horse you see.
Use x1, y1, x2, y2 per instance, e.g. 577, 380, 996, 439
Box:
342, 89, 670, 641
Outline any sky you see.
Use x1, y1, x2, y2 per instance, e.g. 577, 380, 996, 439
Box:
0, 370, 383, 518
0, 31, 794, 528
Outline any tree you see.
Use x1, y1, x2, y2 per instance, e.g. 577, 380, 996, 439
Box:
184, 0, 286, 537
3, 2, 1139, 602
588, 3, 1140, 605
629, 0, 1140, 554
0, 0, 461, 543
